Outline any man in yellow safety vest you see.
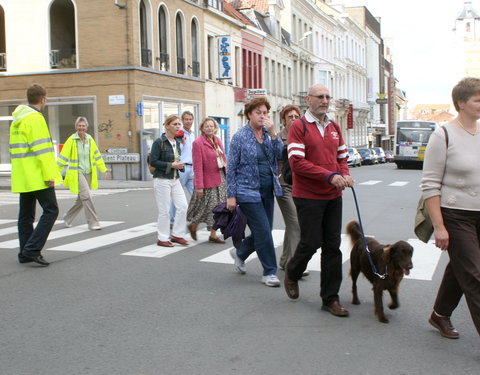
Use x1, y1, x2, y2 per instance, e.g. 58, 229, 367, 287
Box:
9, 84, 62, 266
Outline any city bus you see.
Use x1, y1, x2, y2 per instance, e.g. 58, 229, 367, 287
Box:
394, 120, 437, 169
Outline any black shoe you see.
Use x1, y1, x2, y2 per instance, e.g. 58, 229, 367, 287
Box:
18, 254, 33, 264
22, 254, 50, 267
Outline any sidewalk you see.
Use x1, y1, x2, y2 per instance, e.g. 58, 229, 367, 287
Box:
0, 176, 152, 191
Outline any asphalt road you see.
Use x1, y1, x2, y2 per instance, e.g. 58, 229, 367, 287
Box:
0, 163, 478, 375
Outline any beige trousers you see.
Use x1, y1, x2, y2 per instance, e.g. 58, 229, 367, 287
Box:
275, 184, 301, 269
64, 173, 100, 229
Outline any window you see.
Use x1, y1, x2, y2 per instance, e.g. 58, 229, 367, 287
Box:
139, 0, 152, 67
235, 46, 241, 86
158, 6, 169, 71
207, 35, 214, 79
0, 6, 5, 71
49, 0, 76, 69
207, 0, 222, 11
191, 19, 199, 77
176, 13, 185, 74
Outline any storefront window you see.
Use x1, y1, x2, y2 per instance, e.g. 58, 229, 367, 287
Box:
0, 100, 95, 165
140, 98, 199, 180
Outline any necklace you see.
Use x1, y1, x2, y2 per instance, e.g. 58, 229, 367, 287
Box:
456, 118, 478, 136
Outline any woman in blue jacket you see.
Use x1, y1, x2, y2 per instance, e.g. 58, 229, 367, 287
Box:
227, 97, 283, 287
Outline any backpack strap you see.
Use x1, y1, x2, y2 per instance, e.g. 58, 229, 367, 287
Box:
299, 117, 308, 136
441, 126, 449, 148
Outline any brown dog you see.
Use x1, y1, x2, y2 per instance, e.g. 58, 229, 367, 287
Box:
346, 220, 414, 323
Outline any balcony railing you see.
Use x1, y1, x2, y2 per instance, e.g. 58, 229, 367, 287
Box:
177, 57, 185, 75
141, 48, 152, 67
192, 60, 200, 77
0, 53, 6, 71
156, 52, 169, 71
50, 49, 76, 69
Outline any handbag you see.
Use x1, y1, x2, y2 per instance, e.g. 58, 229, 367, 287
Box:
414, 126, 449, 243
414, 197, 433, 243
147, 153, 155, 174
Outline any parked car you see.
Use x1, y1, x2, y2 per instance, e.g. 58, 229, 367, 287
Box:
385, 150, 395, 163
373, 147, 386, 163
358, 148, 376, 165
347, 147, 362, 167
369, 148, 379, 164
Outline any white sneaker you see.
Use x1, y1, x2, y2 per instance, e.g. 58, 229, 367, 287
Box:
229, 248, 246, 274
261, 274, 280, 287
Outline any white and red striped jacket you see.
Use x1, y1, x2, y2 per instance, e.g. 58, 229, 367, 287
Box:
287, 114, 350, 200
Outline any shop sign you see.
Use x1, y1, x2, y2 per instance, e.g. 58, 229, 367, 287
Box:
347, 104, 354, 129
217, 35, 232, 80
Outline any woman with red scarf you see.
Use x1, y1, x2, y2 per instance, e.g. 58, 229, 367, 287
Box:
187, 118, 227, 243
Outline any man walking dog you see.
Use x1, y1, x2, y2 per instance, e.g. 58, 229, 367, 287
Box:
284, 84, 354, 316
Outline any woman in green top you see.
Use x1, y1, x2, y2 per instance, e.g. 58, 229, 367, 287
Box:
58, 116, 110, 230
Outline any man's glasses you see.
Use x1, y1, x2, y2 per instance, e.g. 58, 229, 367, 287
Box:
309, 94, 332, 100
287, 114, 300, 119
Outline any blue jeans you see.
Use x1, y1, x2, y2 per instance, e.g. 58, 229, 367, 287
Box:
238, 194, 277, 276
18, 187, 59, 257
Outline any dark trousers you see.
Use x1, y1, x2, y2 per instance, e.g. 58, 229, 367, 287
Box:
237, 193, 277, 276
287, 196, 343, 305
18, 187, 59, 257
434, 207, 480, 335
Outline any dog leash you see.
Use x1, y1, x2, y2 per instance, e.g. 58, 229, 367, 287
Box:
350, 186, 386, 279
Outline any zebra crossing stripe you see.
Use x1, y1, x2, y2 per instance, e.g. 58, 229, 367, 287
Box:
0, 219, 16, 225
0, 221, 122, 249
405, 239, 443, 281
47, 222, 157, 252
389, 181, 409, 186
122, 230, 211, 258
0, 220, 64, 238
359, 180, 382, 185
200, 229, 286, 264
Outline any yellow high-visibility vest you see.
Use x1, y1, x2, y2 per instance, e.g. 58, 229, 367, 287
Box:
9, 105, 62, 193
58, 133, 107, 195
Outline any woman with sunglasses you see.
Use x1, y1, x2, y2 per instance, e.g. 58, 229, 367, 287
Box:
275, 105, 308, 276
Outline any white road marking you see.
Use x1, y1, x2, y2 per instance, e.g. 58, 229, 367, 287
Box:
305, 234, 352, 272
359, 180, 382, 185
201, 230, 440, 281
0, 218, 444, 281
389, 181, 409, 187
0, 221, 122, 249
404, 239, 443, 281
200, 229, 285, 264
0, 220, 62, 238
48, 222, 155, 252
122, 230, 211, 258
0, 188, 151, 206
0, 219, 16, 225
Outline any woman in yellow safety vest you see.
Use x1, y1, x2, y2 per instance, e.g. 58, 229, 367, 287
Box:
58, 116, 110, 230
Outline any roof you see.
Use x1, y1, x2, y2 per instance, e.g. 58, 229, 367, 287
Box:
227, 0, 269, 14
222, 1, 256, 26
457, 1, 480, 20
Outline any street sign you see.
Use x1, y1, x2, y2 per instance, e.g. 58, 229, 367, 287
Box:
376, 98, 388, 104
246, 89, 268, 99
106, 148, 128, 154
102, 153, 139, 163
